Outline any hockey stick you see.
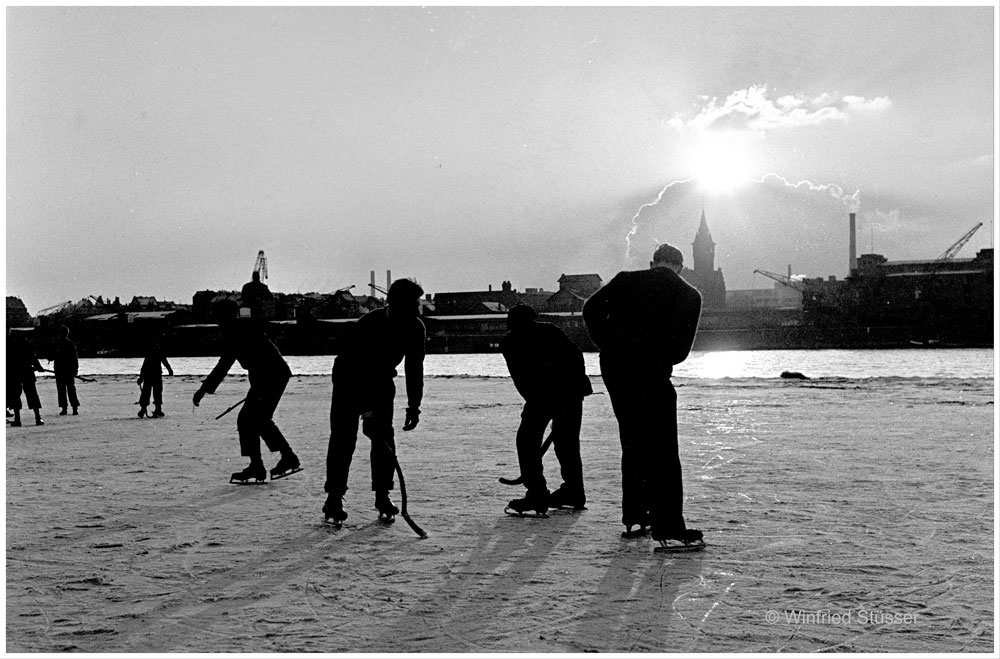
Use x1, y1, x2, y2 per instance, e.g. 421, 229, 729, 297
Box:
215, 397, 247, 420
42, 367, 95, 383
498, 429, 555, 486
384, 439, 428, 538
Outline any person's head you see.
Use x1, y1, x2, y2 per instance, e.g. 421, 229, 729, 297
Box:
386, 278, 424, 322
651, 243, 684, 273
506, 304, 537, 333
58, 324, 70, 339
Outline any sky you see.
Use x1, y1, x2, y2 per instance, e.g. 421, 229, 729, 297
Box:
4, 3, 997, 315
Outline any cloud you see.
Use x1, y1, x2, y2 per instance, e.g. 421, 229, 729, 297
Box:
667, 85, 892, 134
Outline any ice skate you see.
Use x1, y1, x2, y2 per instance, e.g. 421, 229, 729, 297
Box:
137, 407, 147, 419
505, 490, 549, 518
621, 512, 652, 538
151, 408, 165, 418
375, 492, 399, 522
548, 486, 587, 511
59, 407, 68, 416
230, 461, 267, 485
323, 496, 348, 528
270, 453, 302, 480
652, 528, 705, 553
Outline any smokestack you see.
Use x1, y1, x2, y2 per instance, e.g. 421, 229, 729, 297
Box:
370, 270, 376, 296
386, 270, 391, 293
849, 212, 857, 275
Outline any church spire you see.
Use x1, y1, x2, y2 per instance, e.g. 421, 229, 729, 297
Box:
692, 208, 715, 275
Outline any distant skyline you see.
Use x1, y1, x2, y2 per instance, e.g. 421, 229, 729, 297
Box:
5, 4, 996, 315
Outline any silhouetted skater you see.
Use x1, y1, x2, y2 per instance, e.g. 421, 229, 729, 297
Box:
50, 325, 80, 415
323, 278, 426, 526
7, 330, 46, 427
500, 304, 593, 517
583, 243, 705, 551
193, 300, 301, 484
137, 333, 173, 418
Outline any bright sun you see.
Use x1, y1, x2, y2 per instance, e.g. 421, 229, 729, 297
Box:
685, 133, 756, 194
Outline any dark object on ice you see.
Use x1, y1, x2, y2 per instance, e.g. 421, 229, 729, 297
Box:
780, 371, 809, 379
505, 490, 550, 518
270, 454, 302, 480
230, 462, 267, 485
323, 495, 347, 527
375, 491, 399, 522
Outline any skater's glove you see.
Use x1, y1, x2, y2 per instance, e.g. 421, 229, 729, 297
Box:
136, 377, 143, 387
403, 407, 420, 431
192, 388, 206, 407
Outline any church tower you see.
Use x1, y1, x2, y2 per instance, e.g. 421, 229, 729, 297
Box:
692, 208, 715, 276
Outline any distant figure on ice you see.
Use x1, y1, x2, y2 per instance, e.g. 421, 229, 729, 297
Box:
582, 243, 705, 551
50, 325, 80, 416
500, 304, 593, 517
7, 330, 46, 427
322, 278, 426, 526
137, 333, 174, 418
193, 300, 301, 484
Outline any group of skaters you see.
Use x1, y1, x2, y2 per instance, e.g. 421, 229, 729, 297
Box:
193, 243, 705, 550
6, 325, 82, 426
8, 243, 705, 550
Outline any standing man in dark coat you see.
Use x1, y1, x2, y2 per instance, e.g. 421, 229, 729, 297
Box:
137, 333, 173, 418
7, 330, 46, 427
51, 325, 80, 416
501, 304, 593, 516
323, 278, 426, 525
193, 300, 301, 484
583, 243, 704, 549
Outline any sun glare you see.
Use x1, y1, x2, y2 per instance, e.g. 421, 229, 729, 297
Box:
685, 133, 755, 195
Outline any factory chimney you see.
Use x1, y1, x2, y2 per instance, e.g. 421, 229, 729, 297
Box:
370, 270, 376, 296
386, 270, 391, 293
849, 212, 857, 275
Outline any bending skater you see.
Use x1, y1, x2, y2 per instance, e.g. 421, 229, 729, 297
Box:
583, 243, 704, 550
193, 300, 301, 484
501, 304, 592, 516
323, 278, 426, 525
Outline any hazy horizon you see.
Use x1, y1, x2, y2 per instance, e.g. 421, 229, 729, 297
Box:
6, 5, 996, 315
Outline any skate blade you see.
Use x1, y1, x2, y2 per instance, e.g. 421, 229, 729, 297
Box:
270, 466, 303, 481
230, 477, 267, 485
654, 540, 706, 554
322, 518, 344, 529
377, 513, 396, 524
504, 506, 549, 518
550, 504, 588, 512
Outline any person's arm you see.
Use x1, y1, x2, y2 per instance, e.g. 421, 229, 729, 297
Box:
402, 319, 426, 430
193, 353, 236, 405
161, 356, 174, 377
667, 289, 702, 365
582, 277, 615, 352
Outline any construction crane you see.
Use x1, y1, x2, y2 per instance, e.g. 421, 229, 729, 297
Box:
753, 269, 805, 292
935, 223, 982, 263
253, 250, 268, 280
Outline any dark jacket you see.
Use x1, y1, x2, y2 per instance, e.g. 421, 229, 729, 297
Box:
501, 320, 592, 403
51, 337, 79, 376
201, 323, 291, 394
334, 308, 425, 410
583, 267, 702, 374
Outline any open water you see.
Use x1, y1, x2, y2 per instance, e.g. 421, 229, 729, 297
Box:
66, 348, 994, 379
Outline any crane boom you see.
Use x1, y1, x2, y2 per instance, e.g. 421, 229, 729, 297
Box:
753, 269, 805, 292
936, 223, 982, 262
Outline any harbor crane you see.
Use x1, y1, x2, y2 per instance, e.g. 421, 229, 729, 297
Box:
935, 223, 982, 263
753, 269, 805, 292
253, 250, 268, 280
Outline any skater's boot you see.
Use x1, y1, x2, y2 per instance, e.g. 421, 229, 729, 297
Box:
72, 407, 78, 416
34, 411, 44, 426
652, 527, 705, 552
621, 511, 652, 538
374, 491, 399, 521
230, 459, 267, 484
548, 485, 587, 510
270, 451, 302, 480
151, 406, 164, 418
137, 406, 148, 419
506, 488, 549, 517
59, 407, 68, 416
11, 410, 21, 427
323, 495, 348, 526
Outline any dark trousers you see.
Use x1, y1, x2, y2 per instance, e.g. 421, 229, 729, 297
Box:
56, 372, 79, 410
600, 354, 685, 534
516, 397, 584, 496
325, 374, 396, 497
17, 379, 42, 411
236, 376, 290, 459
138, 376, 162, 408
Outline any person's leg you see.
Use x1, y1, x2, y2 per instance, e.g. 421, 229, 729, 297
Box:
151, 377, 163, 415
325, 377, 361, 499
515, 400, 552, 497
67, 377, 79, 412
649, 380, 688, 538
601, 356, 647, 528
256, 377, 291, 455
56, 375, 68, 412
23, 381, 43, 424
550, 397, 585, 506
